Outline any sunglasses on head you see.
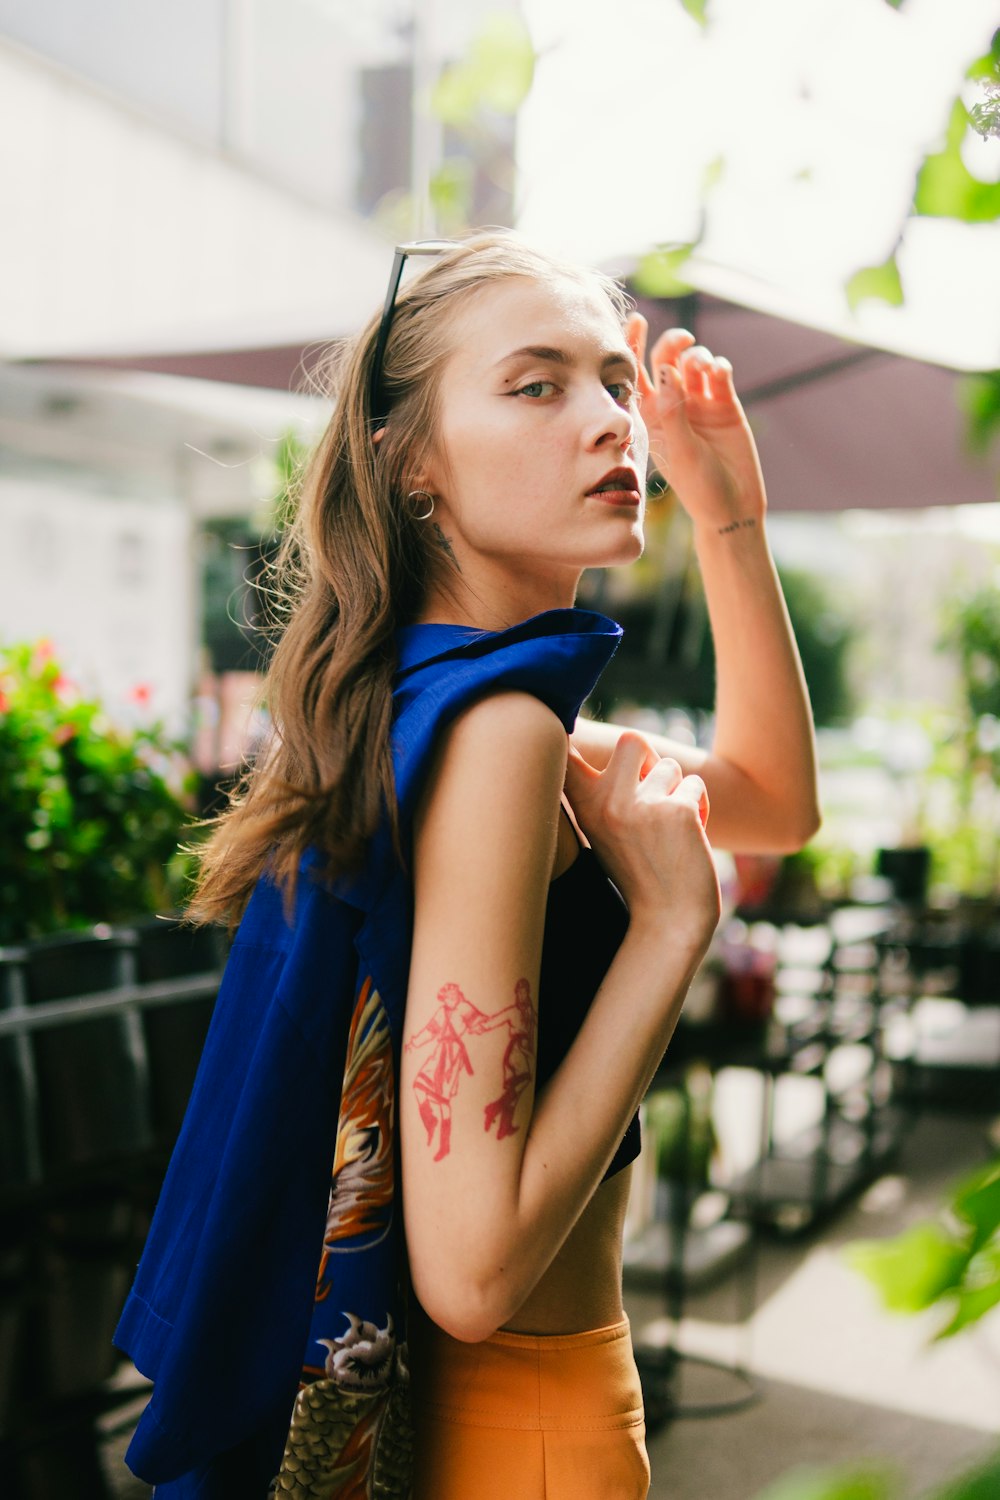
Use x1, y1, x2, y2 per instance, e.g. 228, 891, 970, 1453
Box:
368, 239, 458, 431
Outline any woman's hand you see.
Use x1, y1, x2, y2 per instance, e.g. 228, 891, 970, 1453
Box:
564, 730, 721, 958
626, 312, 767, 534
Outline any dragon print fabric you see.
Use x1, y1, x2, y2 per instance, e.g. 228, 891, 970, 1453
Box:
271, 975, 413, 1498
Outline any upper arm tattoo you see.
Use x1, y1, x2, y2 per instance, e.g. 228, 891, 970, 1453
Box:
404, 978, 537, 1161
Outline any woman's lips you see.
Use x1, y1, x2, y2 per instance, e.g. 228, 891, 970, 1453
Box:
587, 468, 642, 506
589, 487, 642, 506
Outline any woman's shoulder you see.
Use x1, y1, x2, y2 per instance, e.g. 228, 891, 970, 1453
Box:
442, 687, 568, 757
414, 690, 568, 855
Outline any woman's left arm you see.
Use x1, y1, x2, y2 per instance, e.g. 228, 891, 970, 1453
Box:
572, 318, 821, 856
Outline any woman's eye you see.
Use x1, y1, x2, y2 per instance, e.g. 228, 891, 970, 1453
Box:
606, 381, 636, 406
516, 380, 558, 399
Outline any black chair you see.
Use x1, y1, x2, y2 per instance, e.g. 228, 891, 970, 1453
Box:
0, 949, 37, 1448
130, 916, 228, 1149
1, 927, 152, 1498
25, 927, 151, 1174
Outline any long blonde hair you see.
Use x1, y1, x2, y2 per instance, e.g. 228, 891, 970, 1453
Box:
185, 231, 632, 930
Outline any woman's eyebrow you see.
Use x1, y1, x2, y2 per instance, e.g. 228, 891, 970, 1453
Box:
495, 344, 639, 377
494, 344, 570, 368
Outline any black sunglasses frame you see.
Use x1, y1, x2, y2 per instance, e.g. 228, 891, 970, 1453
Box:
367, 239, 458, 431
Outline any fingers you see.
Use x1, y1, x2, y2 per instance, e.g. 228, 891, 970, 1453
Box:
679, 346, 713, 400
650, 328, 697, 372
640, 751, 684, 793
671, 774, 711, 828
567, 735, 704, 828
565, 744, 600, 787
625, 313, 655, 400
706, 356, 734, 403
607, 730, 663, 783
565, 732, 663, 798
647, 330, 737, 411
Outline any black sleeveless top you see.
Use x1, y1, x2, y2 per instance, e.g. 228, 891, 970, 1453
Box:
537, 840, 640, 1181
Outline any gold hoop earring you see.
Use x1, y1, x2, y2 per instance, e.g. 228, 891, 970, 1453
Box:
406, 489, 436, 522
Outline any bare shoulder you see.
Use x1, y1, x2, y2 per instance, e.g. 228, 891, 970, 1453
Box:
418, 690, 568, 825
438, 689, 568, 762
412, 689, 568, 900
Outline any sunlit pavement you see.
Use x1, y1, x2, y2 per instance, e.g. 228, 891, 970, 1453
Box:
629, 1108, 1000, 1499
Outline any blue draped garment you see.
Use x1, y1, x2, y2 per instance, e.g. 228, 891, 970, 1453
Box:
114, 607, 622, 1495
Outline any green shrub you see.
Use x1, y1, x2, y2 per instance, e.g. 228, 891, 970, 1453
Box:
0, 640, 198, 942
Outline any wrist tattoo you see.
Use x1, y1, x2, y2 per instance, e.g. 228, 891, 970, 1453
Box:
717, 517, 757, 536
431, 522, 461, 571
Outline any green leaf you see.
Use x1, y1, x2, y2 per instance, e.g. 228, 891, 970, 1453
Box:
469, 14, 535, 114
965, 32, 1000, 82
753, 1465, 896, 1500
959, 371, 1000, 454
632, 244, 697, 298
679, 0, 709, 26
431, 65, 482, 129
881, 0, 905, 9
431, 14, 535, 126
936, 1268, 1000, 1339
846, 1224, 969, 1312
914, 99, 1000, 222
429, 158, 474, 233
952, 1158, 1000, 1250
935, 1449, 1000, 1500
845, 254, 904, 313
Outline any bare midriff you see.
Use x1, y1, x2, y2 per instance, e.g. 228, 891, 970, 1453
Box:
498, 1166, 631, 1335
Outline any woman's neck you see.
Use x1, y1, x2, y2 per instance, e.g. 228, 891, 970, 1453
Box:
415, 564, 582, 632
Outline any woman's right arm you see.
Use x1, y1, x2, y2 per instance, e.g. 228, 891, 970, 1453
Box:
400, 690, 720, 1344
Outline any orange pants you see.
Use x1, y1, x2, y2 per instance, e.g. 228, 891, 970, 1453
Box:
410, 1310, 650, 1498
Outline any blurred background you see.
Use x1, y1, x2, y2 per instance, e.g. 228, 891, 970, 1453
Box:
1, 2, 999, 1497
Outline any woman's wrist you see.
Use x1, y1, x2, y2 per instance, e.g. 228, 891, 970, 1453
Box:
624, 905, 716, 977
691, 510, 768, 551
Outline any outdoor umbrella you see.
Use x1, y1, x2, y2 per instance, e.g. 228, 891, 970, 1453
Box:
26, 276, 999, 515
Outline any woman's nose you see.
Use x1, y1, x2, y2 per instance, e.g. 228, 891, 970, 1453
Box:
581, 387, 638, 444
585, 390, 635, 450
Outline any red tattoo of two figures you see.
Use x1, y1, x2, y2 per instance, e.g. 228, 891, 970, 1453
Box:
405, 979, 536, 1162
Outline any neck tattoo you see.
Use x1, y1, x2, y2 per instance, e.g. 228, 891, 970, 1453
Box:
432, 522, 462, 572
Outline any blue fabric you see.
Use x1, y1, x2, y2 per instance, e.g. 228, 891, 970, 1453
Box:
114, 607, 621, 1493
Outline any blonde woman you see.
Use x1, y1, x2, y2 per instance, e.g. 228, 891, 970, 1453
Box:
116, 233, 819, 1499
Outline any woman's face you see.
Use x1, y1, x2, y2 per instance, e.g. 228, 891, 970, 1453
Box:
421, 274, 649, 601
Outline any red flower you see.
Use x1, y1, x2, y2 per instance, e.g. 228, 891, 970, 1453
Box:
128, 682, 153, 705
0, 691, 8, 715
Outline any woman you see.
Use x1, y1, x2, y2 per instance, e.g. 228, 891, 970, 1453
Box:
116, 231, 819, 1498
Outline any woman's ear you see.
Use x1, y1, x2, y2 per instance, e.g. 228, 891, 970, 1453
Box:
371, 426, 387, 448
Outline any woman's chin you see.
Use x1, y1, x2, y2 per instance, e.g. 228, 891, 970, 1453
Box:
591, 530, 645, 568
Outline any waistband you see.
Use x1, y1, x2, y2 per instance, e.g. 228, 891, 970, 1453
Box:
476, 1317, 632, 1352
409, 1313, 644, 1431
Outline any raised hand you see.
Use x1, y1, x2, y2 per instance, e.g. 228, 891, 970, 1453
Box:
626, 313, 767, 534
564, 732, 721, 958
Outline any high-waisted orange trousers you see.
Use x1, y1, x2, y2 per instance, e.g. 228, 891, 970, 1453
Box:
409, 1310, 651, 1499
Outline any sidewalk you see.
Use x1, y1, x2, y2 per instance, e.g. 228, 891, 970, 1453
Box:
102, 1112, 999, 1498
632, 1109, 1000, 1498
